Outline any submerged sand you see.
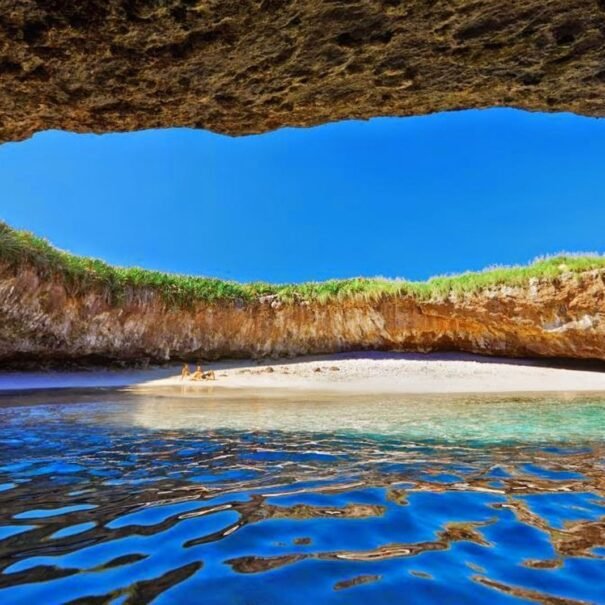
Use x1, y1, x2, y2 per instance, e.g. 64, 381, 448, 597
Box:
2, 352, 605, 395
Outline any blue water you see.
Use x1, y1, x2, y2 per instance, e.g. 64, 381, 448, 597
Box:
0, 391, 604, 604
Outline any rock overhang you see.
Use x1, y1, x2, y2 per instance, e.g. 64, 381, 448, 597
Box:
1, 0, 604, 143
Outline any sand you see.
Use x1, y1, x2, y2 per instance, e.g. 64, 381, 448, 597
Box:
137, 352, 605, 394
2, 352, 605, 395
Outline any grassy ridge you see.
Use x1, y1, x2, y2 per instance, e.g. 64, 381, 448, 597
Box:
1, 221, 604, 306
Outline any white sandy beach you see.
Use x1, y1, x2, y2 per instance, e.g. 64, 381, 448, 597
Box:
2, 352, 605, 394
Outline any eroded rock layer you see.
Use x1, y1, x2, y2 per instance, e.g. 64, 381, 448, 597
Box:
1, 0, 605, 142
2, 262, 605, 363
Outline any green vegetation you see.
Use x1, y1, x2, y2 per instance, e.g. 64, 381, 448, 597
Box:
1, 221, 604, 307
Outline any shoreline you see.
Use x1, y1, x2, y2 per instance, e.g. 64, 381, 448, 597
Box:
2, 352, 605, 396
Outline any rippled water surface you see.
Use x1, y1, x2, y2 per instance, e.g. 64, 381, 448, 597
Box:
1, 390, 605, 604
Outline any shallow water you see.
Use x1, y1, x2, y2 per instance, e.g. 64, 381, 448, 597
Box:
1, 391, 604, 604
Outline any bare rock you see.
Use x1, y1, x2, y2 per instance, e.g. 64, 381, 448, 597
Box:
1, 1, 604, 143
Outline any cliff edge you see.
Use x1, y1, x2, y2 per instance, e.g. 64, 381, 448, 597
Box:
1, 224, 604, 364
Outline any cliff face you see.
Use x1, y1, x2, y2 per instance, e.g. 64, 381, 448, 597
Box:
2, 263, 605, 364
1, 0, 605, 142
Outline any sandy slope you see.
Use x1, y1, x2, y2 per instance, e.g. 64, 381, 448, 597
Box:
2, 352, 604, 394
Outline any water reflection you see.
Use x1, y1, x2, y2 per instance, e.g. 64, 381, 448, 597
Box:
0, 391, 604, 604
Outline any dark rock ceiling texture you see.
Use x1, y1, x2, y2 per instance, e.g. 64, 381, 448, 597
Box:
1, 0, 604, 142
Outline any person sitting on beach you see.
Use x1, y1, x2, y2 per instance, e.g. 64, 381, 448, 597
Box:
180, 363, 191, 380
191, 365, 204, 381
203, 370, 216, 381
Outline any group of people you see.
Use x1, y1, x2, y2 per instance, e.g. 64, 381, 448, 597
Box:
180, 363, 216, 381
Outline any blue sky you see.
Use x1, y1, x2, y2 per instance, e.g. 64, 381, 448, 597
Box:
1, 108, 604, 283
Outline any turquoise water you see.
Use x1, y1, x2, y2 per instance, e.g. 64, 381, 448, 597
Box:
0, 391, 604, 604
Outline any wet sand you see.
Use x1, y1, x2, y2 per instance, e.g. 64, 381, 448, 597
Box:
2, 352, 605, 394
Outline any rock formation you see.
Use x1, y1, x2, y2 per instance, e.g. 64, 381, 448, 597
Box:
1, 0, 605, 142
2, 260, 605, 364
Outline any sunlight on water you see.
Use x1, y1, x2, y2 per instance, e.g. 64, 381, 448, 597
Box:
0, 391, 604, 604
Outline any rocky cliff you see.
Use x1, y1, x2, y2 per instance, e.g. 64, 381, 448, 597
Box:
1, 0, 604, 142
2, 261, 605, 365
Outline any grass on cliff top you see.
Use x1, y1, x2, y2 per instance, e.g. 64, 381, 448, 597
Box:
1, 221, 604, 306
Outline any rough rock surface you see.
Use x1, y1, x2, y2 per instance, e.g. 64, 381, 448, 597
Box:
2, 262, 605, 364
1, 0, 605, 142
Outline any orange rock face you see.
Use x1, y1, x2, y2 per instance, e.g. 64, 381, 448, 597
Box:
1, 263, 604, 364
1, 0, 604, 142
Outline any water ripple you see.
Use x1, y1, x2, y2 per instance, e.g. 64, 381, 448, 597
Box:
0, 392, 604, 604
